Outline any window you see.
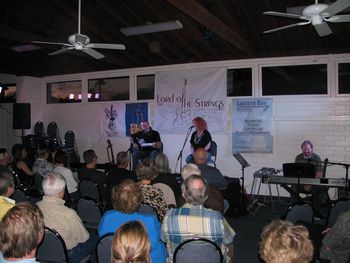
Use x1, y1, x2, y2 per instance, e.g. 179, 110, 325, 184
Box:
227, 68, 252, 97
137, 74, 155, 100
47, 81, 82, 104
88, 76, 129, 102
0, 83, 16, 103
338, 63, 350, 94
262, 64, 327, 95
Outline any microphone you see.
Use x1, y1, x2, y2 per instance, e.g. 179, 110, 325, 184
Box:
189, 125, 194, 129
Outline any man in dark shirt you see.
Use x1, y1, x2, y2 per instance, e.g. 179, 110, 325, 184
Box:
131, 120, 162, 170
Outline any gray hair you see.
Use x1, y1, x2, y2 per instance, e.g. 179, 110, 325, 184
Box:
83, 149, 97, 164
42, 173, 66, 196
181, 163, 201, 180
181, 174, 208, 205
154, 153, 171, 174
301, 140, 313, 149
117, 151, 129, 166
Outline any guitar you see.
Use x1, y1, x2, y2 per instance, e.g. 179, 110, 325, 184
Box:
107, 139, 115, 163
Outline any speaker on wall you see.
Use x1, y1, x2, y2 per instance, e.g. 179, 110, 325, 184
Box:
13, 103, 31, 129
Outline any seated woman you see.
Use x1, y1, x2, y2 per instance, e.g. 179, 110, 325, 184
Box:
98, 179, 166, 263
260, 220, 314, 263
136, 159, 169, 221
11, 144, 33, 186
112, 221, 151, 263
152, 153, 182, 200
186, 116, 212, 164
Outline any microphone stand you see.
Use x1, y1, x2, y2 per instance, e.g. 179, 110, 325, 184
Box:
175, 126, 193, 172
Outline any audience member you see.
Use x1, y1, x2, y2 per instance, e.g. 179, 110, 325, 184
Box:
320, 210, 350, 263
11, 144, 33, 185
260, 220, 314, 263
131, 120, 162, 170
53, 150, 79, 202
0, 148, 11, 174
0, 202, 44, 262
112, 221, 151, 263
178, 163, 224, 213
79, 149, 108, 200
162, 174, 235, 262
136, 159, 169, 221
98, 179, 166, 263
0, 174, 15, 220
186, 116, 212, 163
152, 153, 182, 199
193, 148, 226, 189
32, 145, 55, 178
36, 173, 96, 263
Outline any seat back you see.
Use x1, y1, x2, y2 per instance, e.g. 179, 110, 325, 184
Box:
154, 183, 176, 207
11, 188, 29, 202
34, 121, 45, 137
79, 179, 101, 202
284, 202, 314, 224
173, 238, 223, 263
96, 234, 113, 263
36, 227, 69, 263
326, 198, 350, 226
138, 203, 158, 218
33, 173, 44, 196
47, 121, 62, 150
76, 197, 102, 230
208, 141, 217, 167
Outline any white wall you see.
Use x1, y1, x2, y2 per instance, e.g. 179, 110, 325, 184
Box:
1, 54, 350, 198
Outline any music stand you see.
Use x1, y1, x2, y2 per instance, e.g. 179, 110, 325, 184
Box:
233, 153, 250, 203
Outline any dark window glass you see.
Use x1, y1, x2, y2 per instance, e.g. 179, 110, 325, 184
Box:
137, 74, 155, 100
262, 64, 327, 95
47, 81, 82, 104
88, 76, 129, 102
338, 63, 350, 94
227, 68, 252, 97
0, 83, 16, 103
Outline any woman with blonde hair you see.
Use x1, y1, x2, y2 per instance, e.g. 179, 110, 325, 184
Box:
260, 220, 314, 263
112, 221, 151, 263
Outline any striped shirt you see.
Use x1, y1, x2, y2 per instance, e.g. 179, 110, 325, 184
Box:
161, 203, 235, 263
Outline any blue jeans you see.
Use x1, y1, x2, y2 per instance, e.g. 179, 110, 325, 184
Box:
68, 232, 98, 263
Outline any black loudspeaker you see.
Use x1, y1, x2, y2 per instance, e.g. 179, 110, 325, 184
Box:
13, 103, 31, 129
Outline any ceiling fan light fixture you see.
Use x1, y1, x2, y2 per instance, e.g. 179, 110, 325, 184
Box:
120, 20, 183, 36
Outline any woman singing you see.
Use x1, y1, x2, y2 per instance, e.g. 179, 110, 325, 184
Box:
186, 116, 212, 163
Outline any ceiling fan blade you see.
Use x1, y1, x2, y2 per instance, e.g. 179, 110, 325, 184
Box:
32, 41, 72, 47
86, 43, 126, 50
322, 0, 350, 17
263, 21, 310, 34
326, 14, 350, 23
48, 47, 74, 56
313, 21, 332, 37
263, 11, 307, 20
81, 48, 105, 59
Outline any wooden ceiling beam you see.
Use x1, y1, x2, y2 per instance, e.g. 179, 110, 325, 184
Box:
165, 0, 256, 57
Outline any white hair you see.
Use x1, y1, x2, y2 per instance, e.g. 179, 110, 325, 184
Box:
181, 163, 201, 180
42, 173, 66, 196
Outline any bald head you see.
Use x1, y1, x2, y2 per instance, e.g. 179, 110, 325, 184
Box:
193, 148, 208, 165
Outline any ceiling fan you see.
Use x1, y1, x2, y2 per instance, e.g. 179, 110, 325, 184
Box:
33, 0, 125, 59
263, 0, 350, 37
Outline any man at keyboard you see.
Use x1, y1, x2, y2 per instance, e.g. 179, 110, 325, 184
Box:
292, 140, 327, 219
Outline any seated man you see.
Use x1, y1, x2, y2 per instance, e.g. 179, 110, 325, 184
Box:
320, 210, 350, 263
131, 120, 162, 170
284, 140, 327, 219
193, 148, 226, 190
162, 174, 235, 263
0, 202, 44, 262
79, 149, 108, 200
260, 220, 314, 263
37, 173, 96, 263
0, 174, 15, 220
32, 145, 55, 178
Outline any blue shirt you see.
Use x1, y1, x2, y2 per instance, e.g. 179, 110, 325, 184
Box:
0, 253, 39, 263
98, 210, 166, 263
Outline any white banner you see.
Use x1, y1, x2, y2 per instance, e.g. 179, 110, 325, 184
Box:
154, 67, 226, 134
232, 98, 273, 153
101, 103, 126, 137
